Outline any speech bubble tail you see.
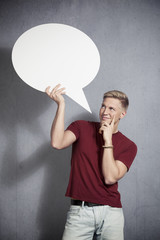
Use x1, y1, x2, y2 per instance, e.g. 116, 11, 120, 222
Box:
66, 88, 92, 113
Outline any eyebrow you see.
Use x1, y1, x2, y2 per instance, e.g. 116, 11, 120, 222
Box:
102, 102, 123, 110
101, 103, 116, 109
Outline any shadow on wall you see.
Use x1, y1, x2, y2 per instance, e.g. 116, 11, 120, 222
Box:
0, 48, 97, 239
0, 48, 70, 239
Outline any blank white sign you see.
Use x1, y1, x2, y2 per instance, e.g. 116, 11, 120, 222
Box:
12, 24, 100, 112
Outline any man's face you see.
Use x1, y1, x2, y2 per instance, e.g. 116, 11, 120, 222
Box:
99, 97, 126, 126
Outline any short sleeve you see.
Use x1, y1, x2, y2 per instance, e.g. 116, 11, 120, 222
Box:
117, 142, 137, 170
66, 121, 80, 140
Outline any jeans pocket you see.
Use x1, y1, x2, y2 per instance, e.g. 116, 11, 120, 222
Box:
68, 205, 81, 215
66, 205, 82, 222
108, 207, 124, 227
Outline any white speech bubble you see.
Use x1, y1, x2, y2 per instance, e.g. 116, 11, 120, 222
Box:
12, 24, 100, 113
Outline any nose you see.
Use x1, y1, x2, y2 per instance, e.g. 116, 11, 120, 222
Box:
103, 107, 109, 115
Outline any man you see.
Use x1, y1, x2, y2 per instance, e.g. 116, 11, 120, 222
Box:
46, 84, 137, 240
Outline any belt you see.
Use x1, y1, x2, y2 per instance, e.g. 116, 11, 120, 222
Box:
71, 199, 103, 207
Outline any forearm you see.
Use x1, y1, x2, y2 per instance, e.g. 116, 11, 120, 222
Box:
51, 102, 65, 149
102, 144, 119, 185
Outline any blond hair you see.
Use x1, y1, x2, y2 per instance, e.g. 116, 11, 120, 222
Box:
103, 90, 129, 110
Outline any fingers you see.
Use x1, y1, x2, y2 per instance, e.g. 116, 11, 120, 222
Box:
99, 117, 115, 134
45, 84, 66, 98
101, 121, 109, 127
99, 124, 108, 134
45, 84, 61, 95
56, 87, 66, 95
45, 86, 51, 96
99, 127, 104, 134
111, 115, 115, 126
50, 84, 62, 95
99, 126, 103, 134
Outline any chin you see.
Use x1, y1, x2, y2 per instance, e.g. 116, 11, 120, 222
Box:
100, 119, 111, 124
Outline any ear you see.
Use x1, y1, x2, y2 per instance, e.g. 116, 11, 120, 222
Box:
120, 110, 126, 119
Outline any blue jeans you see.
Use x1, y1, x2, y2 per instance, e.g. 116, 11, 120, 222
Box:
62, 203, 124, 240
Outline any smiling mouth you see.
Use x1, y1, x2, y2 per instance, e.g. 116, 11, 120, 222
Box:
102, 116, 110, 119
102, 117, 111, 121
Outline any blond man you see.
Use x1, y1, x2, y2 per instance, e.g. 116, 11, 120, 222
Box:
46, 85, 137, 240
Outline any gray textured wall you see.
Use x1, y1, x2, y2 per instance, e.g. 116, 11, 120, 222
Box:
0, 0, 160, 239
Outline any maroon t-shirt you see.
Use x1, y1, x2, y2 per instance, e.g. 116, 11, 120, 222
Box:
65, 120, 137, 207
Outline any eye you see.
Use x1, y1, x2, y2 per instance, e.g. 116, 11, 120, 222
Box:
109, 107, 115, 111
101, 104, 105, 109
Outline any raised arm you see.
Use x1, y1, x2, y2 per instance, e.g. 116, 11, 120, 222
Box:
99, 117, 127, 185
45, 84, 76, 149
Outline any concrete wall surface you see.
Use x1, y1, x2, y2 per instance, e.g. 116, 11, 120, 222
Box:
0, 0, 160, 239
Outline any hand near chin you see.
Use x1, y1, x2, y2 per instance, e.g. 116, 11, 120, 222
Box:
99, 116, 115, 144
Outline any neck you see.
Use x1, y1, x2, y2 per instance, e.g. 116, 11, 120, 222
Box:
113, 121, 119, 133
113, 127, 118, 134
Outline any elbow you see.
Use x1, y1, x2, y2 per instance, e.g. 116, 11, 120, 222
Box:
51, 141, 63, 150
104, 177, 117, 185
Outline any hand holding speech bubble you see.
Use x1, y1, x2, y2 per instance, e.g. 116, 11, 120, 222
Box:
12, 24, 100, 113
